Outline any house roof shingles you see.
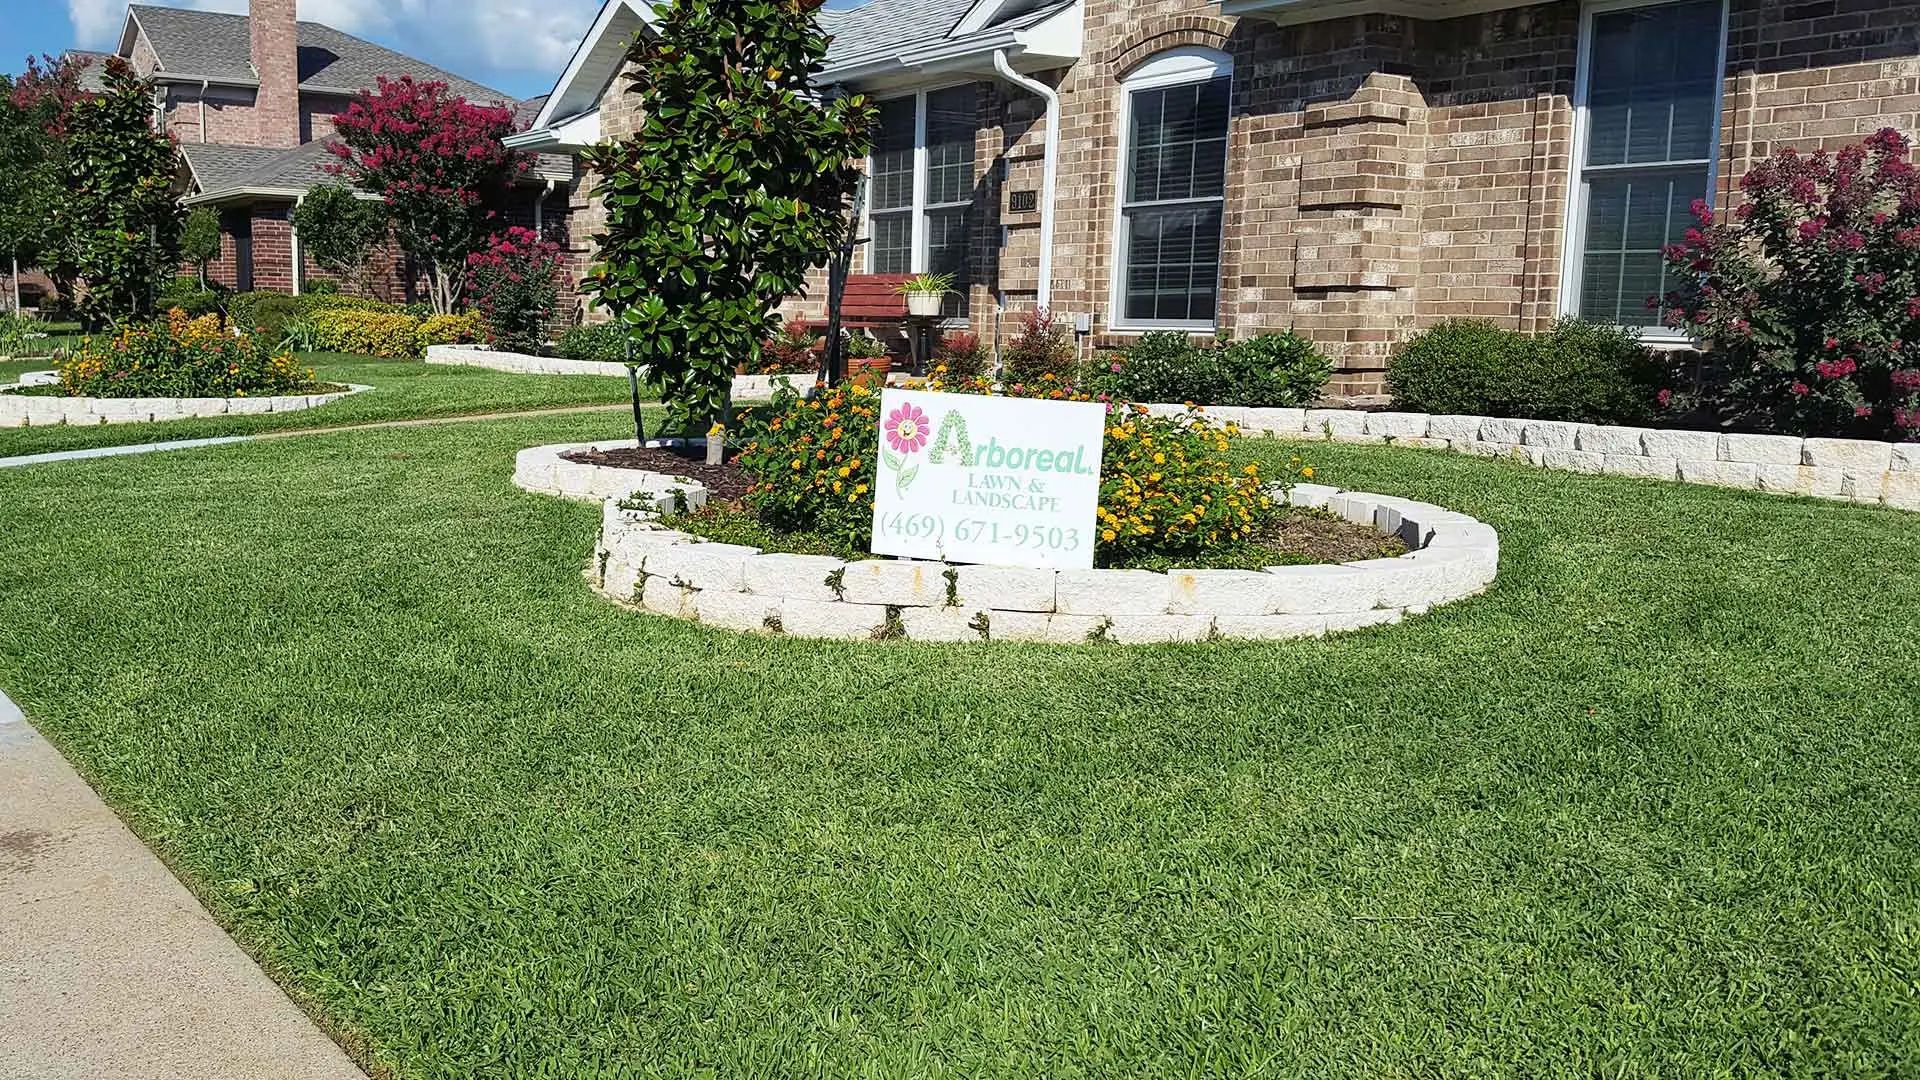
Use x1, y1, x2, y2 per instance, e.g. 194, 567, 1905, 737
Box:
179, 143, 294, 193
126, 4, 511, 104
817, 0, 1070, 71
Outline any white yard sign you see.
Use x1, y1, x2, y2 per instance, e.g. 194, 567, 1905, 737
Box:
871, 388, 1105, 570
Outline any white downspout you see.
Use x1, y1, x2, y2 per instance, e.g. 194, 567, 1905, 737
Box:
199, 78, 208, 143
534, 178, 555, 233
290, 193, 305, 296
992, 49, 1057, 310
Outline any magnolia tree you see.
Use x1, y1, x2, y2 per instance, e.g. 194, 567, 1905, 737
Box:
1661, 127, 1920, 438
327, 77, 522, 314
467, 226, 562, 355
58, 58, 179, 323
292, 182, 387, 293
583, 0, 874, 434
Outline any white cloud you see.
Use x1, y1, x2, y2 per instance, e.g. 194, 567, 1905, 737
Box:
69, 0, 597, 80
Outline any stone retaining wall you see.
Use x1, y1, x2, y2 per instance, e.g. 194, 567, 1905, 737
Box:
1150, 406, 1920, 512
0, 381, 370, 428
513, 442, 1500, 644
425, 345, 809, 401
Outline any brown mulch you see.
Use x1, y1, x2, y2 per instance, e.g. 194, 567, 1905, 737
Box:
1258, 509, 1408, 563
560, 444, 753, 501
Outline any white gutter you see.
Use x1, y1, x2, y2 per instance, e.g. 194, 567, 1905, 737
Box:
991, 49, 1057, 309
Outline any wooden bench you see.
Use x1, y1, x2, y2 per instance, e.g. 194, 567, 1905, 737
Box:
838, 274, 911, 329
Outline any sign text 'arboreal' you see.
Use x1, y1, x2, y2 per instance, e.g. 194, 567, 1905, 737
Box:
871, 388, 1105, 570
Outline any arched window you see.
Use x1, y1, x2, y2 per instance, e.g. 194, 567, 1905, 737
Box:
1111, 47, 1232, 331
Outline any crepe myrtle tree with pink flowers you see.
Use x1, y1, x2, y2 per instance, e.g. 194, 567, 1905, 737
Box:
1660, 127, 1920, 438
327, 76, 524, 315
467, 227, 562, 355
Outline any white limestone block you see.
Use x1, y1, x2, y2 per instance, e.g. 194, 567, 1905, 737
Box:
1884, 471, 1920, 510
1521, 420, 1588, 449
1364, 411, 1429, 439
900, 606, 990, 642
1330, 433, 1389, 445
1426, 414, 1483, 441
743, 553, 847, 603
602, 558, 643, 602
606, 523, 692, 565
1165, 569, 1280, 615
839, 559, 947, 606
185, 398, 230, 418
1841, 470, 1887, 503
1330, 494, 1382, 525
1105, 615, 1216, 644
1539, 448, 1605, 474
1055, 569, 1170, 616
88, 399, 155, 424
1803, 437, 1893, 472
775, 598, 888, 640
23, 396, 69, 426
952, 564, 1056, 612
1891, 444, 1920, 472
1212, 614, 1328, 641
1306, 409, 1368, 437
985, 611, 1054, 642
1044, 613, 1110, 643
1576, 425, 1651, 456
1398, 437, 1451, 451
692, 589, 782, 633
1264, 565, 1380, 614
1602, 455, 1678, 480
1677, 459, 1759, 489
1720, 432, 1802, 465
1453, 440, 1517, 458
1478, 417, 1526, 444
1283, 482, 1342, 509
1642, 429, 1720, 461
641, 576, 694, 618
1235, 407, 1308, 435
642, 541, 756, 591
1344, 556, 1450, 608
226, 397, 274, 415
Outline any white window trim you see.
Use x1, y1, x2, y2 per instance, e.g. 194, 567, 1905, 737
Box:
1558, 0, 1730, 341
1106, 47, 1234, 334
864, 82, 975, 276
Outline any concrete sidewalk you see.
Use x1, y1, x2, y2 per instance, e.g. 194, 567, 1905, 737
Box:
0, 690, 368, 1080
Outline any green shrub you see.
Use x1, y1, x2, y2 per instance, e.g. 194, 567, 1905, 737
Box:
157, 276, 223, 318
1387, 318, 1659, 424
417, 312, 486, 351
555, 322, 628, 364
1104, 330, 1331, 407
228, 292, 303, 340
1219, 332, 1332, 407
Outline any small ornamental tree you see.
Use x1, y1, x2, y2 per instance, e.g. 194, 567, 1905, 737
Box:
466, 226, 562, 355
1661, 127, 1920, 438
0, 54, 89, 310
582, 0, 874, 434
326, 77, 523, 314
292, 183, 387, 292
179, 206, 221, 288
58, 58, 180, 323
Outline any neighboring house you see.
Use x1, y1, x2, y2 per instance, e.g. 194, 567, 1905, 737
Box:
81, 0, 570, 301
513, 0, 1920, 393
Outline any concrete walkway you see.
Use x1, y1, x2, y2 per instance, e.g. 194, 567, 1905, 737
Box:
0, 401, 631, 470
0, 690, 369, 1080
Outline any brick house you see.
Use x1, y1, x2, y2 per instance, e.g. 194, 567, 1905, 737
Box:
515, 0, 1920, 392
79, 0, 571, 302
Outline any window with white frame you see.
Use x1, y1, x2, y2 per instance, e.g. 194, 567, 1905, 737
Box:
866, 86, 977, 316
1113, 49, 1231, 330
1569, 0, 1725, 328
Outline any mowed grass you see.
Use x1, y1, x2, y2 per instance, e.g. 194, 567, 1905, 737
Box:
1, 416, 1917, 1078
0, 352, 635, 458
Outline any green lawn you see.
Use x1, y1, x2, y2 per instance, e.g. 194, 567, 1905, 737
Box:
0, 352, 636, 458
1, 417, 1916, 1078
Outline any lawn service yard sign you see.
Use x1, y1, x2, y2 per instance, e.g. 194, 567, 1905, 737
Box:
871, 388, 1105, 570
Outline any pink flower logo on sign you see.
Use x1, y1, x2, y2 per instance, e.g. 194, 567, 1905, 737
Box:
885, 403, 930, 455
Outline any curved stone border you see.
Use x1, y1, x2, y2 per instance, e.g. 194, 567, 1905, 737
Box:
427, 344, 809, 401
0, 380, 371, 429
1151, 405, 1920, 512
513, 441, 1499, 643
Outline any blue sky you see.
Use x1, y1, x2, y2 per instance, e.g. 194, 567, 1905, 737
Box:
1, 0, 873, 102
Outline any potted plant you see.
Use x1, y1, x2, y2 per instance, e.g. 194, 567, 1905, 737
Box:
844, 330, 892, 385
895, 272, 954, 318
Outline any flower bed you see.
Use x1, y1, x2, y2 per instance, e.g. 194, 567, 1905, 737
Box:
0, 377, 369, 428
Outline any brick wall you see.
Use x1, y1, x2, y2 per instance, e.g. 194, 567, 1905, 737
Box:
164, 85, 269, 145
249, 0, 301, 149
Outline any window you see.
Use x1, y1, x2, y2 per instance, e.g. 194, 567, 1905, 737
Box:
1568, 0, 1725, 328
1113, 49, 1231, 330
866, 86, 978, 316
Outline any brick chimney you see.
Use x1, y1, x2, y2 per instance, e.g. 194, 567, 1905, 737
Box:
249, 0, 300, 149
